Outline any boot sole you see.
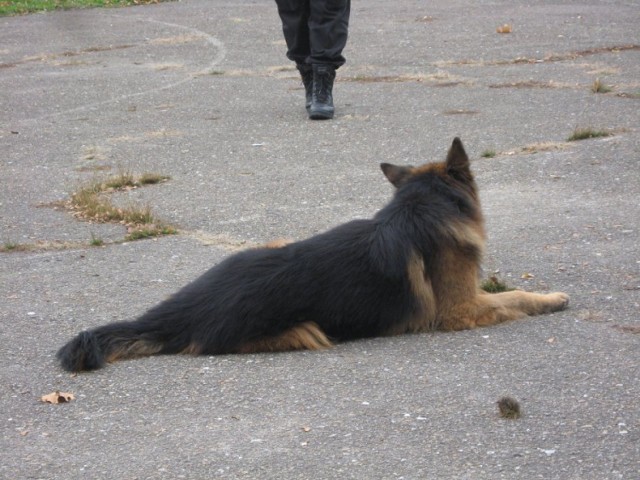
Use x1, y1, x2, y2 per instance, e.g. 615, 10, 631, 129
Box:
309, 109, 334, 120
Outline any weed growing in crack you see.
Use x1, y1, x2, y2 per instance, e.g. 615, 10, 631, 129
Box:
104, 170, 136, 190
69, 172, 176, 242
138, 173, 171, 185
89, 234, 104, 247
567, 127, 612, 142
591, 78, 612, 94
1, 241, 21, 252
480, 275, 513, 293
126, 225, 178, 242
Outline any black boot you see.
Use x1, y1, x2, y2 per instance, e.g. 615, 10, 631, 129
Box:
309, 64, 336, 120
296, 63, 313, 111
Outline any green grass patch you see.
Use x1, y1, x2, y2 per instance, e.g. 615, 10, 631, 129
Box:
89, 234, 104, 247
481, 149, 497, 158
0, 1, 172, 16
480, 275, 513, 293
125, 224, 177, 241
567, 127, 612, 142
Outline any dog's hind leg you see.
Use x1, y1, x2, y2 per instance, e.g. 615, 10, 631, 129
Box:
237, 321, 333, 353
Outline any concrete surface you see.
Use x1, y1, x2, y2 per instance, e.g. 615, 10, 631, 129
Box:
1, 0, 639, 478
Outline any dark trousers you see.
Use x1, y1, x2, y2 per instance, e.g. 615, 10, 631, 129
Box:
275, 0, 350, 68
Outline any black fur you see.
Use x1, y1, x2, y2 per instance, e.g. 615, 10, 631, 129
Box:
57, 138, 480, 371
57, 331, 105, 372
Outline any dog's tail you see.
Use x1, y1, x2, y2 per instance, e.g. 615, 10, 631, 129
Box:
56, 318, 185, 372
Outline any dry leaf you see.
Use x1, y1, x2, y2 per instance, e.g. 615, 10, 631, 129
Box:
521, 272, 535, 279
41, 391, 75, 404
302, 426, 311, 432
497, 24, 513, 34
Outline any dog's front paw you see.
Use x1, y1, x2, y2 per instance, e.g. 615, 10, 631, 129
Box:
546, 292, 570, 311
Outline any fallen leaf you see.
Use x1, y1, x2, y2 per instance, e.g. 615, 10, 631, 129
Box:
521, 272, 535, 279
41, 391, 75, 404
302, 426, 311, 432
497, 24, 513, 34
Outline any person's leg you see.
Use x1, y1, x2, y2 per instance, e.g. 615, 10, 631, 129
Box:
307, 0, 350, 119
275, 0, 313, 110
308, 0, 350, 68
274, 0, 311, 65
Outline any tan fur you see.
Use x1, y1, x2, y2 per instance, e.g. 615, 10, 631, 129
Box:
106, 340, 163, 363
389, 189, 566, 333
444, 219, 486, 252
180, 342, 203, 355
385, 250, 437, 335
412, 162, 447, 177
426, 241, 568, 331
262, 238, 292, 249
237, 321, 333, 353
437, 290, 570, 331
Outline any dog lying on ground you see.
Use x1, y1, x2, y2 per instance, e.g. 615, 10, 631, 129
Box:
57, 138, 569, 372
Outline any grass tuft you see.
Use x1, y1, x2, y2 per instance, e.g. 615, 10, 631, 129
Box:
480, 275, 513, 293
121, 204, 155, 225
591, 78, 612, 94
68, 172, 176, 243
481, 149, 497, 158
138, 173, 171, 185
1, 241, 22, 252
89, 234, 104, 247
104, 170, 136, 190
567, 127, 612, 142
125, 225, 177, 241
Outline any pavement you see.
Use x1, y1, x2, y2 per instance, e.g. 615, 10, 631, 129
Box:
1, 0, 639, 478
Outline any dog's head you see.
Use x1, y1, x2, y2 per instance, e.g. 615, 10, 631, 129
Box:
380, 137, 474, 191
378, 137, 484, 253
379, 137, 481, 227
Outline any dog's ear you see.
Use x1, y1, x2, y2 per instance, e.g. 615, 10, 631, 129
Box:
380, 163, 413, 188
445, 137, 470, 173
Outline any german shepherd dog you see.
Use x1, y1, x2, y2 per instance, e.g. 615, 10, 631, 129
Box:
58, 138, 569, 372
